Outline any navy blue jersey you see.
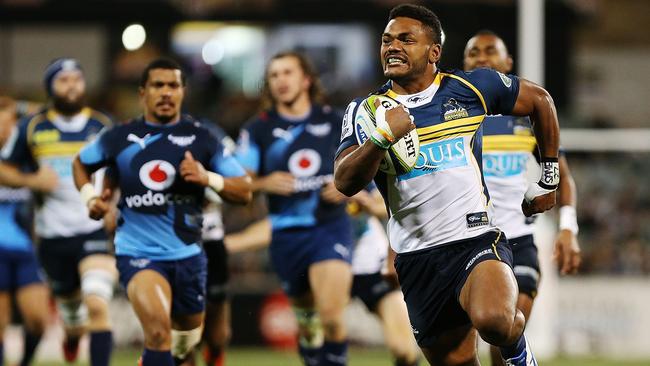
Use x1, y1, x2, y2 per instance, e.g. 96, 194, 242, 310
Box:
78, 116, 246, 260
236, 105, 348, 230
337, 68, 521, 252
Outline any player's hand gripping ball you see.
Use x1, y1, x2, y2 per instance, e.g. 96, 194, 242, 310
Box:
354, 95, 419, 175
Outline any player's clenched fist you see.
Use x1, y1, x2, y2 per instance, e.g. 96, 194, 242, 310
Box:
374, 99, 414, 141
88, 188, 112, 220
180, 151, 209, 186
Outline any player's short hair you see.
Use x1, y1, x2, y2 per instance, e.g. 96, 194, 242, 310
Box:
140, 58, 187, 87
474, 29, 500, 38
260, 51, 325, 110
389, 4, 443, 45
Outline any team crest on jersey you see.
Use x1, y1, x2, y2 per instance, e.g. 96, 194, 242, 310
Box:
168, 134, 196, 147
442, 98, 469, 121
288, 149, 321, 178
139, 160, 176, 190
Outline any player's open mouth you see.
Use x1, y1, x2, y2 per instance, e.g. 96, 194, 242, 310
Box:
386, 55, 407, 66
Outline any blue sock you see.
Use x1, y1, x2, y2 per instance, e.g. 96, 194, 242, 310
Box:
142, 348, 174, 366
90, 331, 113, 366
20, 331, 42, 366
321, 340, 348, 366
499, 333, 527, 360
298, 343, 322, 366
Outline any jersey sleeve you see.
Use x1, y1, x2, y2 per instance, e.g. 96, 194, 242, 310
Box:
78, 126, 117, 172
234, 120, 262, 174
207, 133, 247, 178
335, 98, 364, 159
2, 119, 37, 171
465, 68, 520, 115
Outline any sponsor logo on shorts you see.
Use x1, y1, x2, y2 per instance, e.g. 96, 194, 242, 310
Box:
411, 326, 419, 335
139, 160, 176, 191
466, 212, 489, 228
465, 248, 493, 270
129, 258, 151, 268
83, 240, 108, 252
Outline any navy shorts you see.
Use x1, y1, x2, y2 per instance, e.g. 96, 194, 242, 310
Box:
0, 248, 44, 291
38, 229, 110, 296
510, 234, 540, 298
395, 230, 512, 347
270, 216, 353, 297
351, 272, 398, 312
116, 252, 207, 316
204, 240, 229, 303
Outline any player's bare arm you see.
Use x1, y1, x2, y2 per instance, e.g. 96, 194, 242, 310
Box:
511, 78, 560, 216
180, 151, 252, 204
249, 171, 295, 196
554, 154, 581, 275
334, 103, 413, 196
72, 155, 110, 220
0, 162, 58, 192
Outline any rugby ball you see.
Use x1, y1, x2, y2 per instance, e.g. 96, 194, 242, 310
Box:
354, 94, 419, 175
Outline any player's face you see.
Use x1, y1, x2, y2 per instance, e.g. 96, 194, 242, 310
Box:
463, 34, 513, 73
381, 17, 436, 82
51, 70, 86, 115
266, 56, 310, 106
140, 68, 185, 124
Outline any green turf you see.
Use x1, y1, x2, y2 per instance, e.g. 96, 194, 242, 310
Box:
32, 347, 650, 366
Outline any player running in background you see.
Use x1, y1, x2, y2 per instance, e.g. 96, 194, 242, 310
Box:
0, 96, 49, 366
199, 121, 238, 366
222, 185, 420, 366
463, 30, 581, 366
335, 4, 561, 365
72, 58, 251, 366
0, 59, 117, 366
235, 51, 353, 366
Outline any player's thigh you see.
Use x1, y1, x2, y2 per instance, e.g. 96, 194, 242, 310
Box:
459, 259, 518, 323
376, 290, 412, 336
15, 283, 50, 331
126, 269, 172, 329
308, 259, 352, 312
420, 325, 479, 366
79, 253, 118, 278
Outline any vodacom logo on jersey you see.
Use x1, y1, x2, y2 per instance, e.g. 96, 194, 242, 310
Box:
139, 160, 176, 191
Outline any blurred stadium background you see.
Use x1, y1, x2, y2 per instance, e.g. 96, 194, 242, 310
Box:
1, 0, 650, 364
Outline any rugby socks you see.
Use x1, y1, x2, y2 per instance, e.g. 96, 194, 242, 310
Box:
0, 341, 4, 366
142, 348, 174, 366
203, 345, 225, 366
321, 340, 348, 366
500, 333, 537, 366
89, 331, 113, 366
20, 331, 41, 366
298, 343, 321, 366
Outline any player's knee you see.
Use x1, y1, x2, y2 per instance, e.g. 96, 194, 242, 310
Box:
471, 307, 515, 344
81, 269, 115, 303
294, 307, 324, 348
23, 314, 47, 336
145, 323, 172, 350
57, 297, 88, 328
171, 326, 203, 359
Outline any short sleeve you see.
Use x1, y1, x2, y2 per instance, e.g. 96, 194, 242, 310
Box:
335, 98, 363, 159
207, 134, 247, 178
234, 122, 262, 174
465, 68, 520, 116
78, 126, 116, 172
2, 119, 36, 171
